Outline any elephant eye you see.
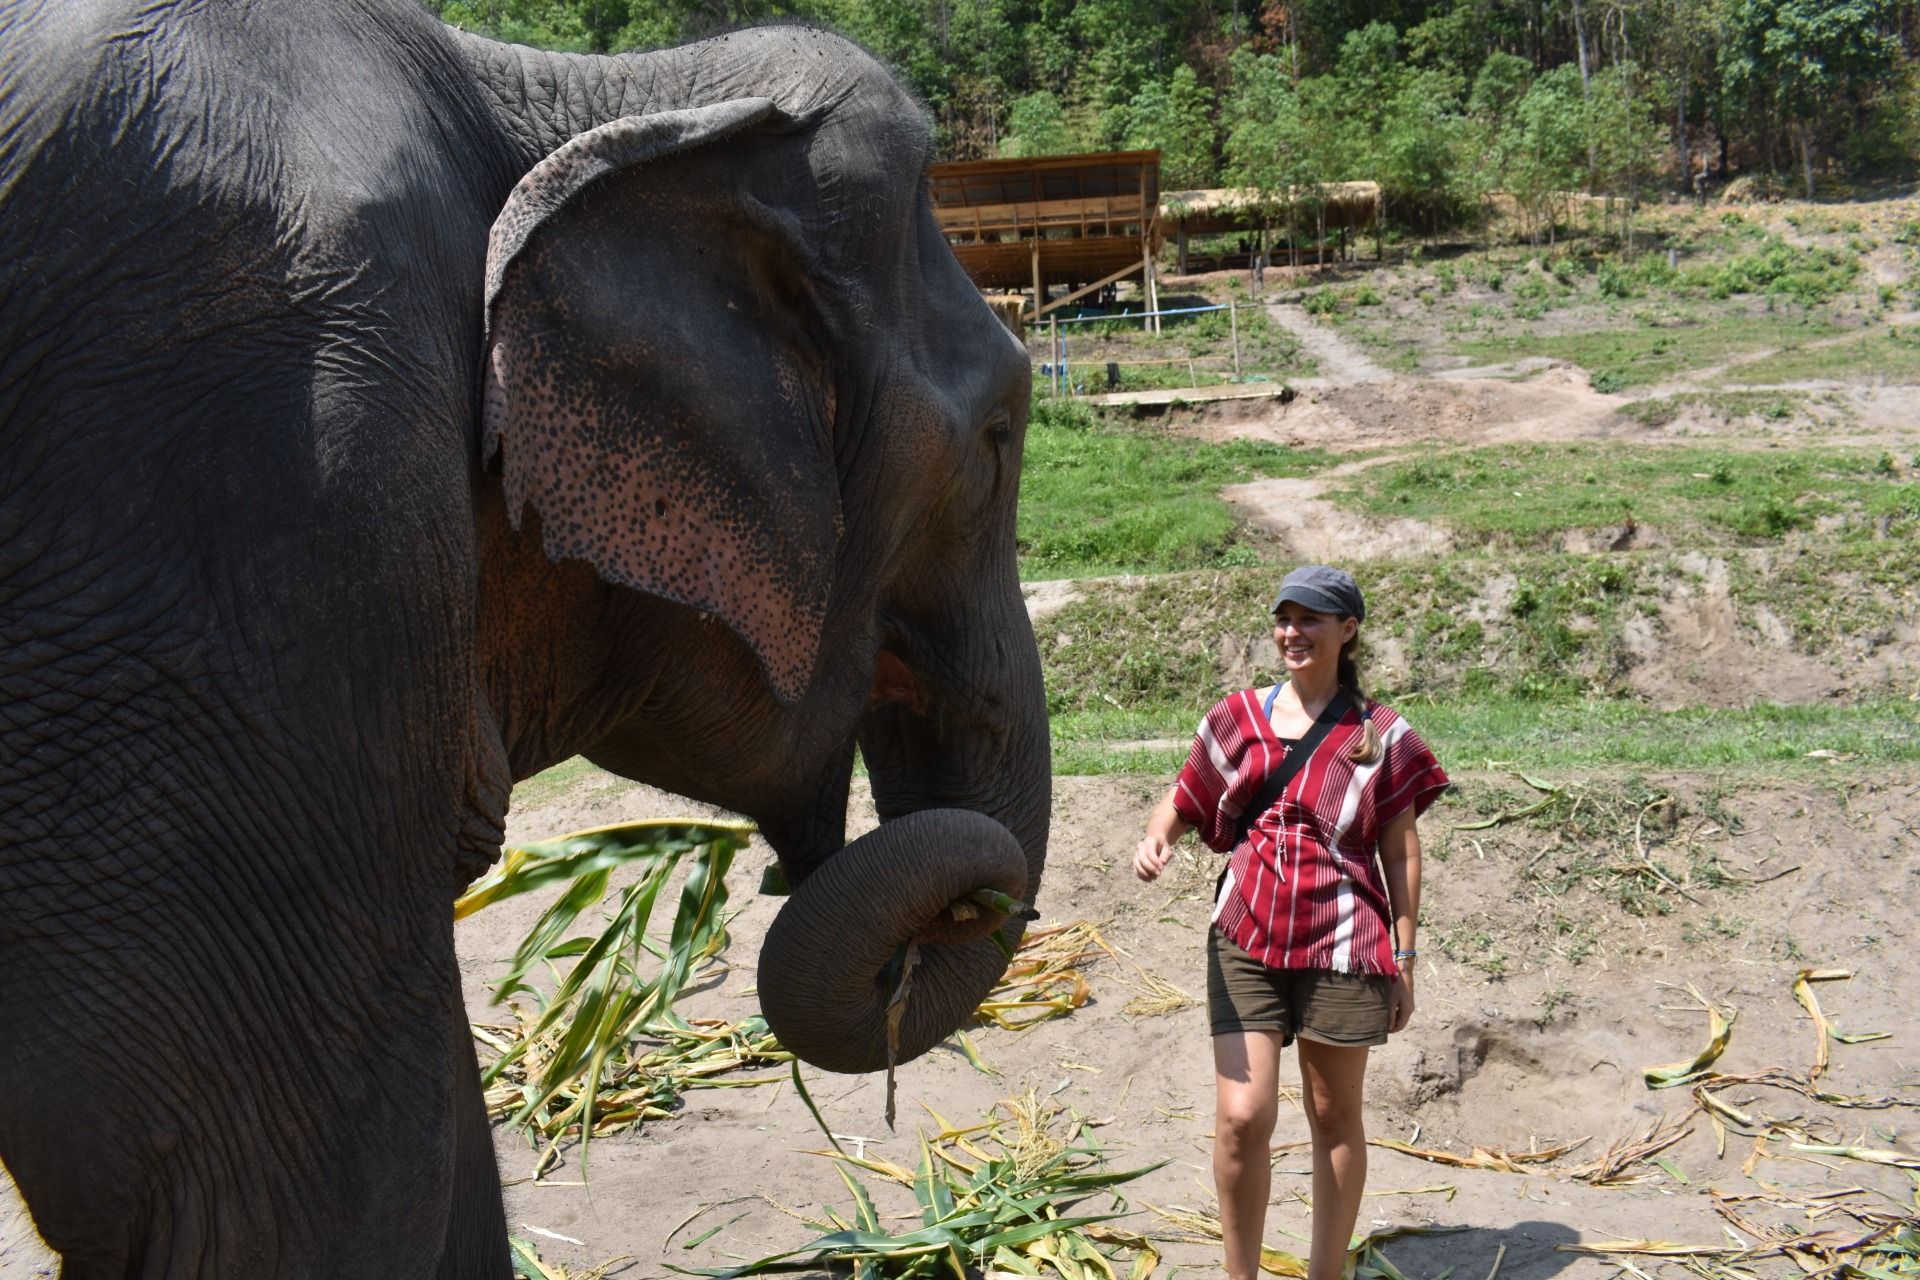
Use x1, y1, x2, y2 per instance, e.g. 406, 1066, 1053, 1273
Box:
985, 413, 1012, 447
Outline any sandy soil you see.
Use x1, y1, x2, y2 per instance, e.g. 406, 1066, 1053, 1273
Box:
6, 766, 1914, 1279
469, 769, 1919, 1279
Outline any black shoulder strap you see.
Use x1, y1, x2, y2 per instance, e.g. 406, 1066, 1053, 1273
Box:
1232, 688, 1352, 847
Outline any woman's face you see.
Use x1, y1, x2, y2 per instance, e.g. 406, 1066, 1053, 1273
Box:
1272, 602, 1358, 677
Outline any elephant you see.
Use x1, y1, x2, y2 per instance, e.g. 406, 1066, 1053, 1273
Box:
0, 2, 1047, 1275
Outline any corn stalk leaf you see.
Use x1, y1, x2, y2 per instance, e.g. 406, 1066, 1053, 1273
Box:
459, 821, 755, 1170
1643, 985, 1736, 1088
1791, 1144, 1920, 1170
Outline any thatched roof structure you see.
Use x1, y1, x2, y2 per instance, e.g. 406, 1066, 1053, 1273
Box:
1161, 181, 1380, 235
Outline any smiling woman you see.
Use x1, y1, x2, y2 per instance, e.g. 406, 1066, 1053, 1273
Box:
1129, 564, 1450, 1280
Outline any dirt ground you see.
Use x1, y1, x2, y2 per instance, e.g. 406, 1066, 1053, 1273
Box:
5, 767, 1914, 1279
467, 767, 1918, 1279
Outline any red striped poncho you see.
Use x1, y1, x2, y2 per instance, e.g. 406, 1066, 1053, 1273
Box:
1171, 689, 1449, 977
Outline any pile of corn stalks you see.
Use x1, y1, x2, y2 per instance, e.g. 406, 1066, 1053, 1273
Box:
462, 820, 1117, 1164
474, 1013, 790, 1172
456, 820, 762, 1167
684, 1089, 1166, 1280
972, 922, 1108, 1032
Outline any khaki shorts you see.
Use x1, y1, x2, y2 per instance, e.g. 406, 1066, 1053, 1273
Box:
1206, 928, 1392, 1046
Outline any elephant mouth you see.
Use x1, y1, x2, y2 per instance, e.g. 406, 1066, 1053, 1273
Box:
755, 808, 1030, 1074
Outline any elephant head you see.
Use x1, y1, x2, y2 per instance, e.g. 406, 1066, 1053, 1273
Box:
467, 29, 1049, 1074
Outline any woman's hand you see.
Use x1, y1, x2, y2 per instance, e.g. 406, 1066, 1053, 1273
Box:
1133, 835, 1174, 882
1134, 788, 1191, 883
1388, 969, 1416, 1033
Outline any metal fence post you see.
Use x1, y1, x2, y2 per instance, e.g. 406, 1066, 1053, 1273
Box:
1050, 314, 1061, 396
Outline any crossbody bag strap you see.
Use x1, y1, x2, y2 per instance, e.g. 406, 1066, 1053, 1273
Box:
1232, 687, 1352, 848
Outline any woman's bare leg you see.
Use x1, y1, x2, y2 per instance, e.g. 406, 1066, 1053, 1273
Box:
1214, 1031, 1286, 1280
1296, 1038, 1371, 1280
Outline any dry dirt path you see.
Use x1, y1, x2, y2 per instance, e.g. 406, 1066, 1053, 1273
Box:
1219, 453, 1455, 563
468, 772, 1920, 1280
1215, 299, 1631, 454
1266, 301, 1394, 386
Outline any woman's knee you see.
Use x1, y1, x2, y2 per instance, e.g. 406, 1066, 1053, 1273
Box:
1301, 1088, 1365, 1145
1215, 1094, 1278, 1154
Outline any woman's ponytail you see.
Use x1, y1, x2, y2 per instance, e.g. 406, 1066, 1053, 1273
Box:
1339, 638, 1382, 764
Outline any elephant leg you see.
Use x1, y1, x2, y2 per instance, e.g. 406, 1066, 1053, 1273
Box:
439, 1007, 511, 1279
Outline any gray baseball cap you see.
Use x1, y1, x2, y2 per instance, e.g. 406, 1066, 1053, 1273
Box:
1270, 565, 1365, 621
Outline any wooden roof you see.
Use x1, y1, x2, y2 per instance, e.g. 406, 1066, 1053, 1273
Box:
929, 151, 1162, 291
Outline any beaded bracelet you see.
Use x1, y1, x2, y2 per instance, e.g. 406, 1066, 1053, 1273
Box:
1393, 948, 1417, 961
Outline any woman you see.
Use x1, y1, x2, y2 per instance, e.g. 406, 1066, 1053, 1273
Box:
1134, 565, 1448, 1280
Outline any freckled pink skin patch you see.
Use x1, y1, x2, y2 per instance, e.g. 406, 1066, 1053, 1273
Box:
479, 108, 843, 704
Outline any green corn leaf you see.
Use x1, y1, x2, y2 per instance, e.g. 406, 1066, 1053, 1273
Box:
917, 1142, 957, 1225
951, 1030, 998, 1076
464, 821, 759, 1168
839, 1165, 882, 1233
788, 1060, 847, 1157
976, 1214, 1127, 1250
995, 1246, 1044, 1275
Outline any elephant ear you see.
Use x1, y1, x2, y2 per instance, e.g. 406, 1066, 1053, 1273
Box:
482, 99, 842, 703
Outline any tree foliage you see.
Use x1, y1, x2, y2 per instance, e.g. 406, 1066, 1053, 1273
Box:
421, 0, 1920, 218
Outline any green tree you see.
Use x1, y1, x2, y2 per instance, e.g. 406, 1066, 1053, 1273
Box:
1377, 65, 1465, 231
1123, 64, 1218, 187
1459, 51, 1533, 242
433, 0, 649, 52
1001, 90, 1077, 156
1223, 49, 1320, 260
1326, 22, 1466, 241
1505, 64, 1587, 244
814, 0, 944, 101
1722, 0, 1901, 196
1073, 0, 1200, 118
1584, 62, 1664, 245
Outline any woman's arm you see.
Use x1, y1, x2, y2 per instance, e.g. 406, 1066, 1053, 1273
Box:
1378, 804, 1422, 1032
1134, 787, 1193, 882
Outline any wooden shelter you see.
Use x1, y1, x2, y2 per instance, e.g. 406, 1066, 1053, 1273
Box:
929, 150, 1164, 328
1161, 181, 1380, 271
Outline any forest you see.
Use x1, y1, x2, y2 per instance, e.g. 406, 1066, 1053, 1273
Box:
423, 0, 1920, 226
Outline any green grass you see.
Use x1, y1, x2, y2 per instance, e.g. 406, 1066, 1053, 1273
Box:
1725, 537, 1920, 645
1325, 442, 1911, 546
1448, 309, 1843, 390
1673, 233, 1863, 305
1037, 557, 1654, 709
1038, 547, 1917, 715
1407, 697, 1920, 768
1090, 362, 1233, 393
1719, 326, 1920, 384
1016, 398, 1329, 579
1050, 698, 1920, 776
512, 755, 607, 808
1053, 301, 1317, 390
512, 696, 1920, 795
1616, 390, 1816, 429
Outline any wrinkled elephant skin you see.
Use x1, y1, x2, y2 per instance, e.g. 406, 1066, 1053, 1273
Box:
0, 3, 1046, 1276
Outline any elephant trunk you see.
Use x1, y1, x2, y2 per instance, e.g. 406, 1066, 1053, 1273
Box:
757, 606, 1051, 1074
